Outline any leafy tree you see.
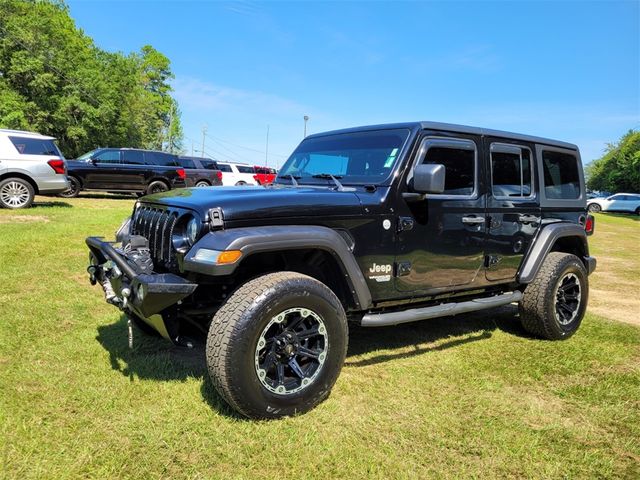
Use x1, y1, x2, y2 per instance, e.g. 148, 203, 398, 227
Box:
586, 130, 640, 193
0, 0, 183, 157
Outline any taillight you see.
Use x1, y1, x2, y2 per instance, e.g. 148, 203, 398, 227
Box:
216, 171, 222, 181
48, 159, 65, 174
176, 168, 186, 179
585, 214, 595, 235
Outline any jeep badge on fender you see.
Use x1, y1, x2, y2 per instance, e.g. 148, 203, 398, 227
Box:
85, 121, 596, 419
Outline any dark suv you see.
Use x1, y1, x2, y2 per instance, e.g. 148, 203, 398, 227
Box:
62, 148, 187, 197
85, 122, 596, 419
177, 156, 223, 188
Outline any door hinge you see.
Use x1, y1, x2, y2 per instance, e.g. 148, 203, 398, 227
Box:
396, 261, 411, 277
397, 217, 414, 233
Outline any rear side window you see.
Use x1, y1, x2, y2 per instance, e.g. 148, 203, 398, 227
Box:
541, 150, 580, 199
95, 150, 121, 164
200, 159, 219, 170
236, 165, 255, 174
419, 138, 476, 196
490, 144, 532, 198
145, 152, 179, 167
121, 150, 144, 165
178, 157, 196, 169
9, 136, 61, 156
218, 164, 233, 172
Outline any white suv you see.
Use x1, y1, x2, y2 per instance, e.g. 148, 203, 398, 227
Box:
0, 129, 69, 209
217, 162, 258, 186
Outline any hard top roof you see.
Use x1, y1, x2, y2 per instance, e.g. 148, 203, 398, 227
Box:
305, 121, 578, 150
0, 128, 55, 140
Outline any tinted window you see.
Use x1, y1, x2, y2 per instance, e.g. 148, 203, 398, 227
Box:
121, 150, 144, 165
421, 142, 475, 196
145, 151, 179, 166
9, 136, 61, 156
218, 164, 233, 172
236, 165, 255, 174
491, 145, 532, 197
177, 157, 196, 169
279, 129, 410, 184
542, 150, 580, 199
200, 159, 219, 170
94, 150, 121, 164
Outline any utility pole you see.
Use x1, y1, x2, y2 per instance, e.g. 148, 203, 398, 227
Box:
201, 125, 207, 158
191, 141, 194, 156
265, 125, 270, 167
304, 115, 309, 137
167, 108, 173, 152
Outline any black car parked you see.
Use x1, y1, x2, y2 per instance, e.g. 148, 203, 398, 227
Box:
61, 148, 187, 197
177, 156, 223, 187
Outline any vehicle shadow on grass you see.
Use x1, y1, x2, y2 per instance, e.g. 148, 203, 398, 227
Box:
95, 306, 530, 417
32, 199, 73, 208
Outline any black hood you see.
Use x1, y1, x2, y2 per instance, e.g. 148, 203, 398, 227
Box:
140, 185, 364, 221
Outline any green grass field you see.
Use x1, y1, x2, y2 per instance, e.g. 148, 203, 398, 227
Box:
1, 196, 639, 479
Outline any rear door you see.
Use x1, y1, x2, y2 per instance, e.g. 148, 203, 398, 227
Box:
484, 138, 540, 281
119, 150, 147, 190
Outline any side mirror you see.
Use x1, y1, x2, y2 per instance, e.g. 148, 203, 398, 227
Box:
413, 163, 445, 194
87, 158, 96, 164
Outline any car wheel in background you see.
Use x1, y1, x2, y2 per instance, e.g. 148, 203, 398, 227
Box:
146, 180, 169, 195
59, 176, 81, 198
587, 203, 601, 213
635, 207, 640, 216
195, 181, 210, 187
0, 177, 35, 209
235, 181, 247, 186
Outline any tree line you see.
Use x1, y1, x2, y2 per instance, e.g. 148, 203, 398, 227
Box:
0, 0, 183, 159
586, 130, 640, 194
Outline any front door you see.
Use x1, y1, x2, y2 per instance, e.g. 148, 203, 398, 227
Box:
395, 134, 487, 293
85, 149, 122, 189
484, 138, 541, 281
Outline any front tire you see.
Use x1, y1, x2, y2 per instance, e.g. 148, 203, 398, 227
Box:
59, 176, 81, 198
206, 272, 348, 419
519, 252, 588, 340
0, 177, 35, 209
587, 203, 601, 213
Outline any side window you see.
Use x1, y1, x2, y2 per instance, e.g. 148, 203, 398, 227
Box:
490, 144, 532, 198
200, 159, 218, 170
541, 150, 580, 199
178, 157, 196, 169
218, 164, 233, 172
145, 152, 179, 166
236, 165, 255, 174
94, 150, 121, 164
121, 150, 144, 165
419, 138, 476, 196
9, 136, 62, 156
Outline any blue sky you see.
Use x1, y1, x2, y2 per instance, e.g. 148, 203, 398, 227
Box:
68, 0, 639, 167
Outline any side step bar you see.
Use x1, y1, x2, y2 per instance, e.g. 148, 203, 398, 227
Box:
361, 291, 523, 327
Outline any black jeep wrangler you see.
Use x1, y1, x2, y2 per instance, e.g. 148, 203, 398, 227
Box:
86, 122, 596, 419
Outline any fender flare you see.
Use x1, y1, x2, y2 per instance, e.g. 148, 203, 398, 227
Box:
518, 222, 591, 283
183, 225, 373, 310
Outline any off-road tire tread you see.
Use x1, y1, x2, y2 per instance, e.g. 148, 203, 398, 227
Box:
519, 252, 586, 340
206, 271, 346, 418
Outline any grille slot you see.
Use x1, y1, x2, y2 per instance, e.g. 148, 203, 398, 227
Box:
131, 205, 178, 269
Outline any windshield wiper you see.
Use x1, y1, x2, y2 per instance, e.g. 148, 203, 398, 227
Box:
277, 174, 301, 187
312, 173, 348, 192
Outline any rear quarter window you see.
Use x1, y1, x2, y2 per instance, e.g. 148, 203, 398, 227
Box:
541, 150, 580, 199
145, 152, 179, 167
9, 136, 62, 156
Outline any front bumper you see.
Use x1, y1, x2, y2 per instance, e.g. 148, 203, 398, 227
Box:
85, 237, 197, 335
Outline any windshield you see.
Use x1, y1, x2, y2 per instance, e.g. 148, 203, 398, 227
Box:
77, 149, 99, 160
277, 129, 410, 185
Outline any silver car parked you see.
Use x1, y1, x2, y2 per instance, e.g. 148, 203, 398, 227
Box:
0, 129, 69, 209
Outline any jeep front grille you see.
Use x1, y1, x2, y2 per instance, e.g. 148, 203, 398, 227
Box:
131, 205, 178, 270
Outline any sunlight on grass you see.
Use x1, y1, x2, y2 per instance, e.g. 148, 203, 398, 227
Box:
1, 197, 639, 478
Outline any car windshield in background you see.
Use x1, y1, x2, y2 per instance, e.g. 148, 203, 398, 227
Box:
77, 149, 98, 160
9, 136, 62, 157
277, 129, 410, 185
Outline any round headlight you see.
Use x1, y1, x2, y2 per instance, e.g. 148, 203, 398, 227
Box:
186, 217, 199, 245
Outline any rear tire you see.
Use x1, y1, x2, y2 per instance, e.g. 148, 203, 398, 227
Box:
235, 181, 247, 186
195, 181, 210, 187
59, 176, 81, 198
635, 207, 640, 216
146, 180, 169, 195
519, 252, 588, 340
587, 203, 601, 213
206, 272, 348, 419
0, 177, 35, 209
